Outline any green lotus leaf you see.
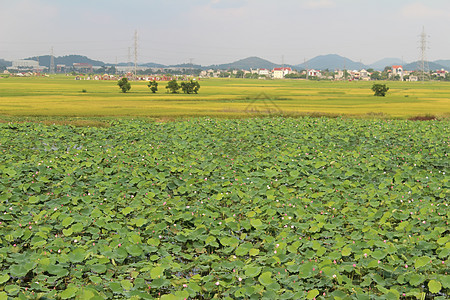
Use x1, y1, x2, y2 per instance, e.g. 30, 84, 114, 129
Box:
244, 266, 261, 278
60, 286, 78, 299
415, 256, 431, 269
62, 216, 74, 227
69, 247, 86, 263
428, 280, 442, 294
150, 266, 165, 279
409, 274, 425, 286
4, 284, 20, 296
0, 274, 9, 284
126, 244, 143, 257
121, 279, 133, 291
109, 282, 122, 293
258, 272, 274, 286
306, 289, 319, 299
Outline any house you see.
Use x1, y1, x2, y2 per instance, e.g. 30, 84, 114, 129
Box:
392, 65, 403, 80
272, 67, 292, 79
433, 69, 448, 78
258, 69, 270, 76
73, 63, 93, 73
307, 69, 321, 77
359, 69, 371, 81
335, 70, 344, 80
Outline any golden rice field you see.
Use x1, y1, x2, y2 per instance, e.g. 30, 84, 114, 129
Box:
0, 75, 449, 119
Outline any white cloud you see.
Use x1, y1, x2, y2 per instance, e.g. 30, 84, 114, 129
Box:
303, 0, 335, 9
401, 2, 450, 18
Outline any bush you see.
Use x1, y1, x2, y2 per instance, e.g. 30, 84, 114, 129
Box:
117, 78, 131, 93
371, 84, 389, 97
166, 80, 180, 94
181, 80, 200, 94
148, 80, 158, 93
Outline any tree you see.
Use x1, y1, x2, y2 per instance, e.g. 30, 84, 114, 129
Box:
371, 83, 389, 96
166, 79, 180, 93
117, 77, 131, 93
235, 70, 244, 78
370, 71, 381, 80
148, 80, 158, 93
181, 79, 200, 94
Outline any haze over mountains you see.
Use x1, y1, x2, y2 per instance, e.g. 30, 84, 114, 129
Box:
2, 54, 450, 71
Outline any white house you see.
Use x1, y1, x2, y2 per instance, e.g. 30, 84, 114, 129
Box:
308, 69, 321, 77
392, 65, 403, 80
258, 68, 270, 76
272, 67, 292, 79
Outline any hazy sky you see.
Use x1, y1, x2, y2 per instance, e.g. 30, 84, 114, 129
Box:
1, 0, 449, 65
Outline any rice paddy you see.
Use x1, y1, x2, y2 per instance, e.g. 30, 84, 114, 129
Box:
0, 75, 449, 119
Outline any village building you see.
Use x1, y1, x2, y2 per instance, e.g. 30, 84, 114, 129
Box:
272, 67, 292, 79
392, 65, 404, 81
307, 69, 321, 77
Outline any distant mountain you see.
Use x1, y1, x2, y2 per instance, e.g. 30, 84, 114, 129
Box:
167, 63, 203, 69
296, 54, 367, 70
0, 58, 11, 67
403, 61, 448, 71
25, 55, 105, 68
208, 56, 280, 70
369, 58, 403, 71
140, 62, 166, 68
433, 60, 450, 70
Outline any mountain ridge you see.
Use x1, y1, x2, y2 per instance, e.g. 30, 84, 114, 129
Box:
2, 54, 450, 71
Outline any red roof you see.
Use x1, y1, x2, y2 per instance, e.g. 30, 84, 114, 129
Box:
392, 65, 403, 69
273, 67, 292, 71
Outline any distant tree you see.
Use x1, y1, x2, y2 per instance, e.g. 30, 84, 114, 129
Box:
181, 79, 200, 94
117, 77, 131, 93
445, 73, 450, 81
381, 66, 391, 80
106, 66, 116, 74
148, 80, 158, 93
235, 70, 245, 78
371, 83, 389, 96
370, 71, 381, 80
166, 79, 180, 93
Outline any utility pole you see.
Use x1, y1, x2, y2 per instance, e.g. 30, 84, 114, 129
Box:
128, 47, 132, 74
134, 30, 138, 78
50, 47, 55, 74
304, 58, 308, 80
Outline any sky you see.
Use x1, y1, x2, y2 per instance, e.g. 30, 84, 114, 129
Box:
1, 0, 450, 66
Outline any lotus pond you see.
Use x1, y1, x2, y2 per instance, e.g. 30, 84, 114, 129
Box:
0, 118, 448, 299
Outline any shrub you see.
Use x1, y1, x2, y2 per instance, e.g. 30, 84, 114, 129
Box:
117, 78, 131, 93
371, 84, 389, 97
180, 80, 200, 94
166, 79, 180, 94
148, 80, 158, 93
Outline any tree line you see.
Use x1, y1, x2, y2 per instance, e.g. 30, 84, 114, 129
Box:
117, 78, 200, 94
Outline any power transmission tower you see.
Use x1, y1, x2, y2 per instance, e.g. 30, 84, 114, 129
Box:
417, 26, 430, 82
50, 47, 55, 74
134, 30, 138, 77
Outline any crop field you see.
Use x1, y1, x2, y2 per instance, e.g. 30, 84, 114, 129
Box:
0, 118, 448, 299
0, 76, 450, 119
